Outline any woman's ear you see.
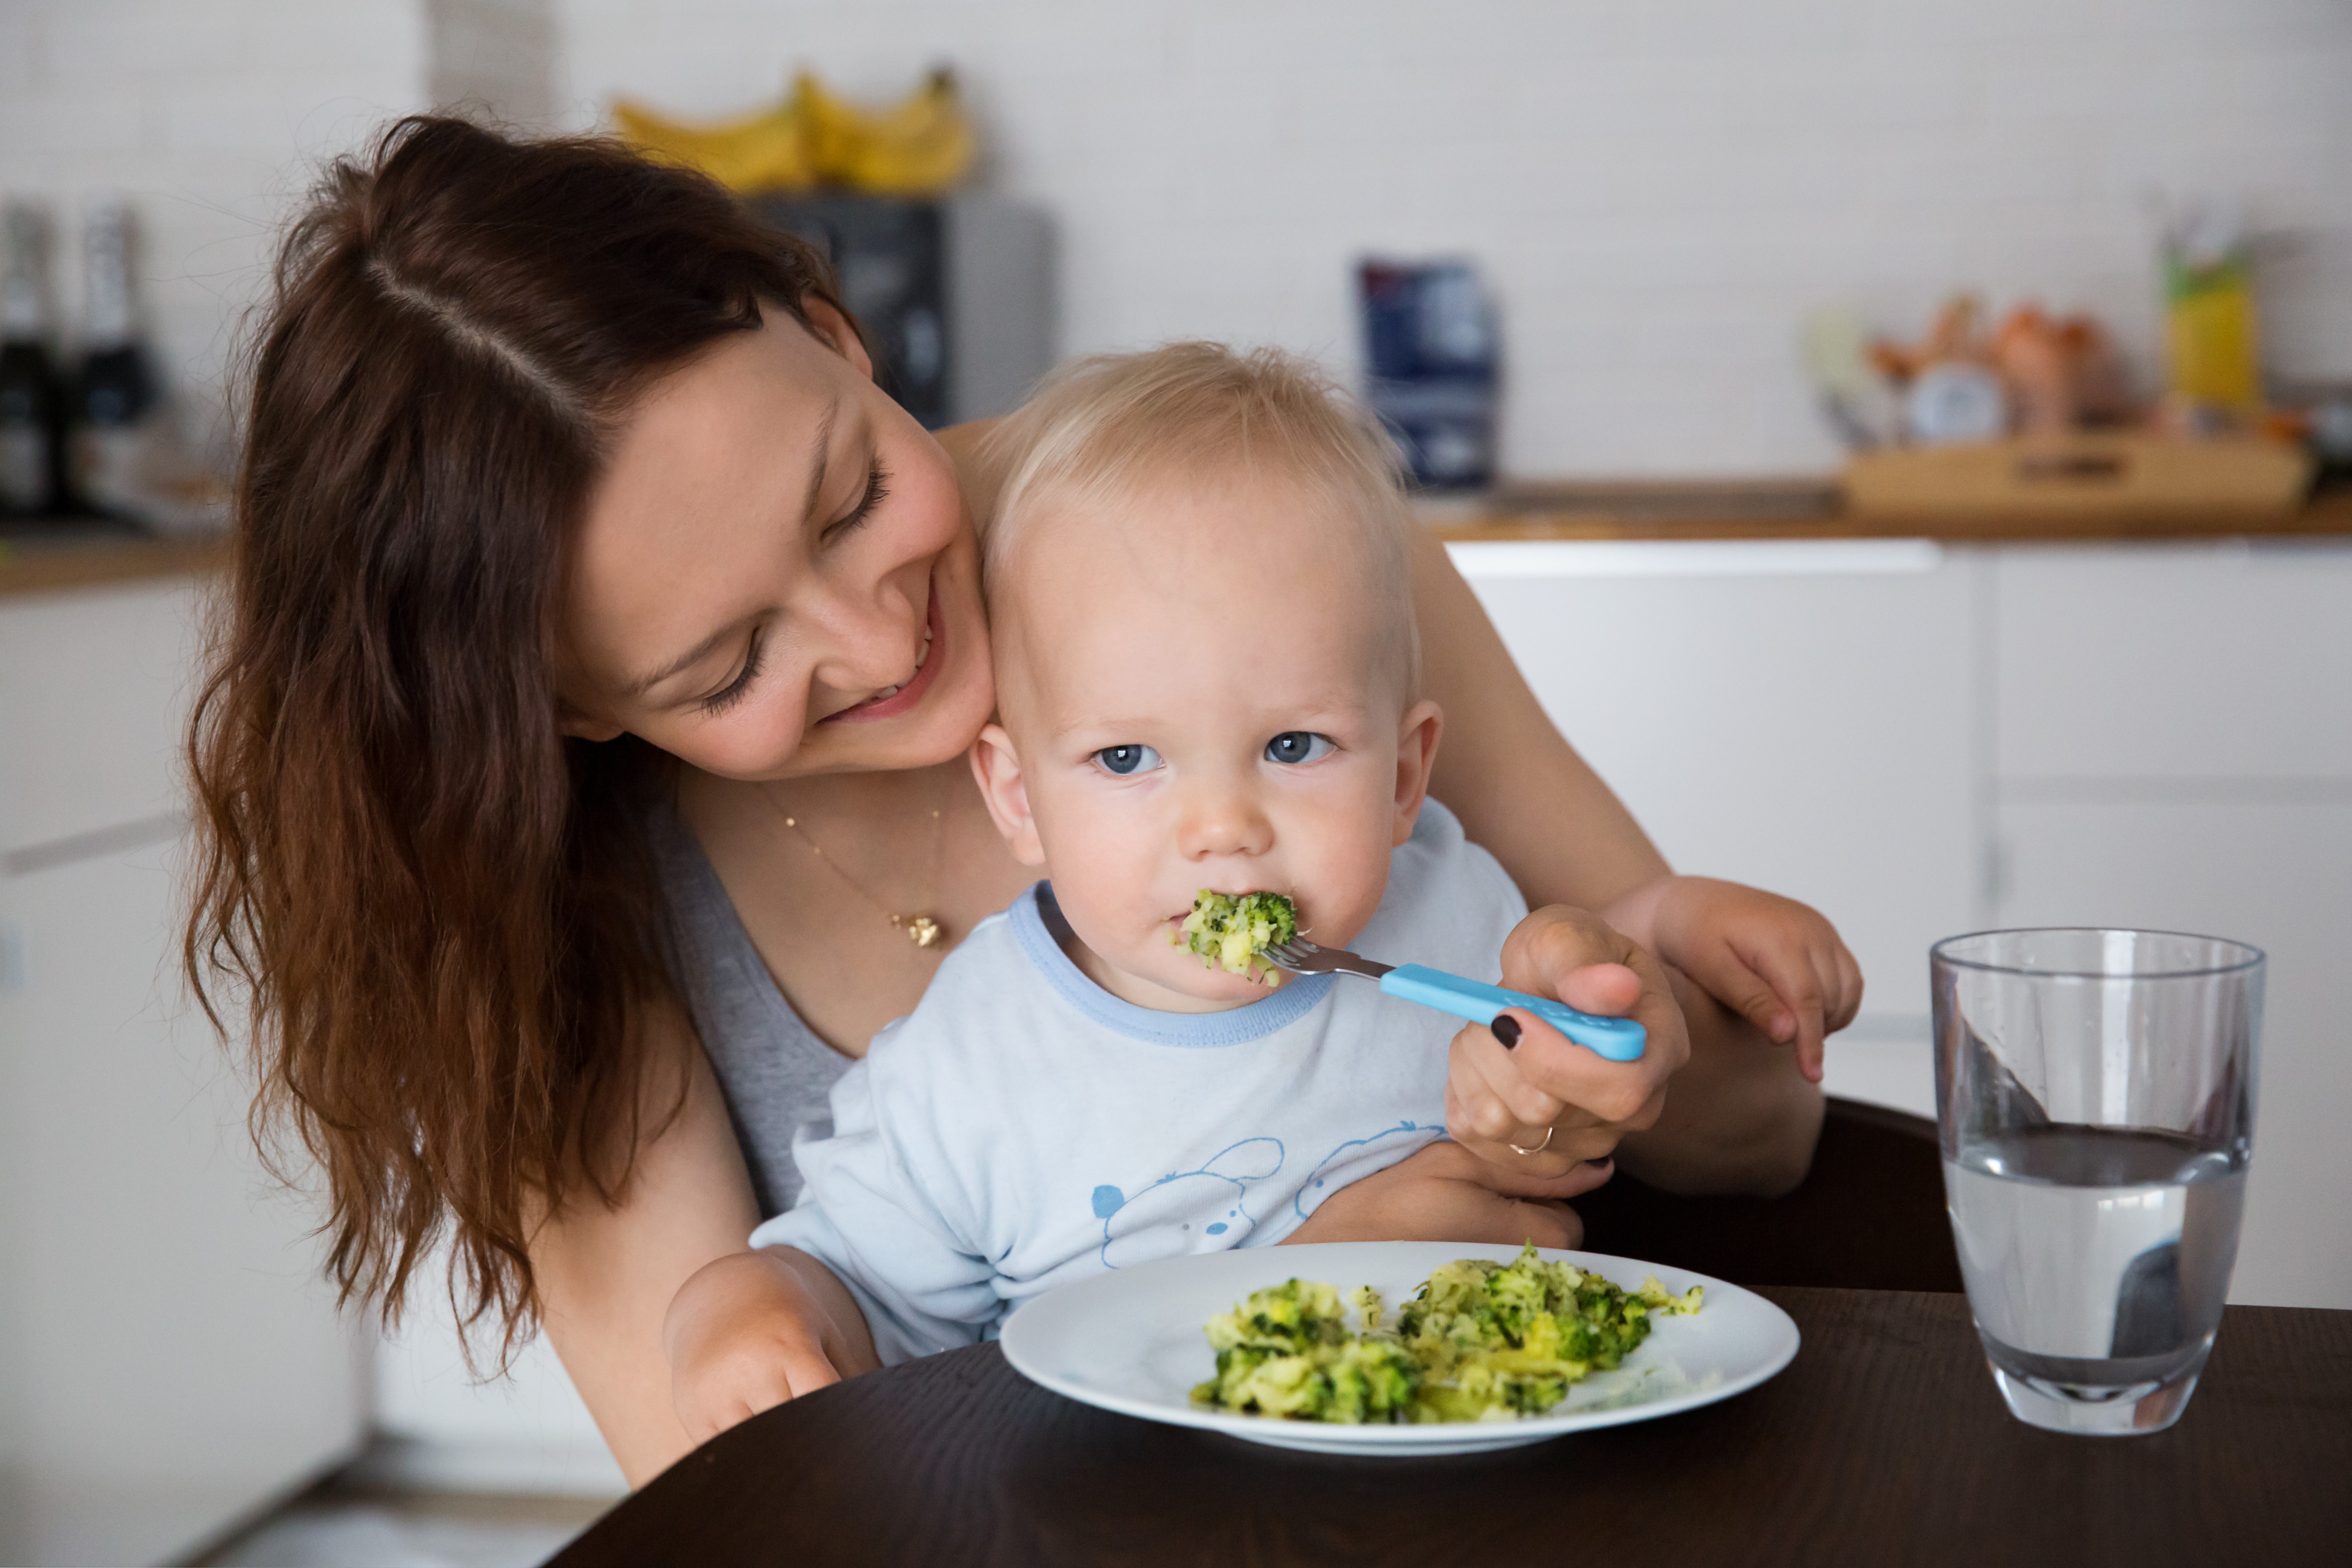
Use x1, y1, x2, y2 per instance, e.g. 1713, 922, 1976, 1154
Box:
798, 294, 875, 383
1390, 699, 1444, 847
969, 723, 1047, 866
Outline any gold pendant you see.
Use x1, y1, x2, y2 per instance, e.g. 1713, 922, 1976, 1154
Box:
893, 914, 944, 949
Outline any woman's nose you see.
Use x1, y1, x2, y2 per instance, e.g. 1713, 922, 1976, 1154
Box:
803, 577, 924, 691
1176, 779, 1275, 862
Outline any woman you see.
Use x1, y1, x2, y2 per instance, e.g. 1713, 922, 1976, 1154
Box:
188, 118, 1830, 1487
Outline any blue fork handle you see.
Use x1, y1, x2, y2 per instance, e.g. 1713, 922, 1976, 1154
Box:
1379, 964, 1647, 1061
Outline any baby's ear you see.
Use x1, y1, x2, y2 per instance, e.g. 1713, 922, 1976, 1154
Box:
1391, 700, 1444, 846
969, 724, 1048, 866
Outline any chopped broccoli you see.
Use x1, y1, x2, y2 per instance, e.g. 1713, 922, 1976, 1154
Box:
1177, 890, 1298, 984
1193, 1280, 1420, 1423
1191, 1244, 1702, 1425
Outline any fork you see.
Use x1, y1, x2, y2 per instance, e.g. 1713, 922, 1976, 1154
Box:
1261, 936, 1647, 1061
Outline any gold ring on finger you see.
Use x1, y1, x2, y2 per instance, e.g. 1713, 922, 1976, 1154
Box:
1507, 1125, 1556, 1157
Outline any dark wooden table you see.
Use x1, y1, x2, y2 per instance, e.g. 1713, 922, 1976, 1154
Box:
552, 1288, 2352, 1567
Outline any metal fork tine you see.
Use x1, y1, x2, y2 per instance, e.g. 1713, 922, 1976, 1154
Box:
1261, 936, 1391, 982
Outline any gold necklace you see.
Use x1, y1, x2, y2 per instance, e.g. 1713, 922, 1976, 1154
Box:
761, 781, 948, 949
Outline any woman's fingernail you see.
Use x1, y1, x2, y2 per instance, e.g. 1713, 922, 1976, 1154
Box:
1584, 1156, 1612, 1168
1491, 1015, 1521, 1048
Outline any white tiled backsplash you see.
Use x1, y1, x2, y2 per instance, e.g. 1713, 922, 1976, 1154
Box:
0, 0, 547, 444
558, 0, 2352, 473
6, 0, 2350, 475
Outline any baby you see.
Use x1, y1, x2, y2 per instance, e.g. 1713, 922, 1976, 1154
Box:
682, 344, 1853, 1389
747, 344, 1540, 1363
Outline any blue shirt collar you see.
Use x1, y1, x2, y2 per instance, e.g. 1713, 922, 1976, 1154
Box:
1009, 883, 1334, 1047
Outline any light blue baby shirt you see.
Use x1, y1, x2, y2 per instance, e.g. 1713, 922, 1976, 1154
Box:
748, 800, 1526, 1366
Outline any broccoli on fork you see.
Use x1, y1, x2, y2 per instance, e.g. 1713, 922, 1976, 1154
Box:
1178, 890, 1299, 984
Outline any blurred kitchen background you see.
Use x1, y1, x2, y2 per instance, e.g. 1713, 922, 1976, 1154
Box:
3, 1, 2349, 1563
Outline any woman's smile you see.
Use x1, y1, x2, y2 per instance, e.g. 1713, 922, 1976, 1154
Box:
823, 581, 946, 724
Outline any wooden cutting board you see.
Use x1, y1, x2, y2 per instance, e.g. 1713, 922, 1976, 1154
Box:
1844, 434, 2313, 523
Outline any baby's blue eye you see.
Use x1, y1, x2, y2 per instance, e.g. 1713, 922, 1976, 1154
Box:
1265, 732, 1334, 766
1095, 744, 1163, 776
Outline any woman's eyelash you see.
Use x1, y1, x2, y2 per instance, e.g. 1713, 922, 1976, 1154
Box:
699, 629, 767, 716
826, 459, 891, 541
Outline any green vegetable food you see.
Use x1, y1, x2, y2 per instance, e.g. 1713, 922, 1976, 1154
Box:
1178, 889, 1298, 984
1191, 1244, 1703, 1424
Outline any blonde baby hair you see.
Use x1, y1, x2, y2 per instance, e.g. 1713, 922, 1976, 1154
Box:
977, 341, 1422, 692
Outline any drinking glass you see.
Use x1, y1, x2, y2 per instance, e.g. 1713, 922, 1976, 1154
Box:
1931, 928, 2263, 1435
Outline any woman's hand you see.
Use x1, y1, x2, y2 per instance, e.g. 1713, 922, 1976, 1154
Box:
1444, 903, 1693, 1176
662, 1246, 880, 1445
1281, 1137, 1617, 1250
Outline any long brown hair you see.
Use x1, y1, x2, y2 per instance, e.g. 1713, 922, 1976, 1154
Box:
186, 116, 845, 1358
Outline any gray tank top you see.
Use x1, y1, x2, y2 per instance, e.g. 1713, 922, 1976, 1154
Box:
648, 802, 852, 1216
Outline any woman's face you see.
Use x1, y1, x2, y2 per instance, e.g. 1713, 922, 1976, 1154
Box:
557, 301, 994, 779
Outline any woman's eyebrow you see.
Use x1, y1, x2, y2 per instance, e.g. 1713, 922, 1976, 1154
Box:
625, 620, 746, 699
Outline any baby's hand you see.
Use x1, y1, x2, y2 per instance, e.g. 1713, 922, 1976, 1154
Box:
1610, 875, 1862, 1083
1282, 1138, 1614, 1250
663, 1247, 876, 1444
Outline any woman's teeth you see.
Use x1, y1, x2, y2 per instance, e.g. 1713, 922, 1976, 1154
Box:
866, 628, 933, 704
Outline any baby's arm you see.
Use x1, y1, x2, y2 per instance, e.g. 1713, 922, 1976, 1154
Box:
1283, 1138, 1616, 1250
665, 1051, 997, 1441
1605, 876, 1863, 1083
664, 1245, 878, 1445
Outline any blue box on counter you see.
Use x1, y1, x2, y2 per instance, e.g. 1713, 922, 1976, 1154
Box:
1358, 259, 1498, 490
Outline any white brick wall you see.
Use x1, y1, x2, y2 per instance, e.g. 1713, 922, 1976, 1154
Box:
429, 0, 557, 129
0, 0, 560, 440
557, 0, 2352, 475
0, 0, 429, 435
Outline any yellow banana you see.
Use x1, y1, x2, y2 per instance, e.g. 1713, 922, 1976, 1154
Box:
610, 68, 973, 197
610, 96, 813, 192
797, 68, 976, 195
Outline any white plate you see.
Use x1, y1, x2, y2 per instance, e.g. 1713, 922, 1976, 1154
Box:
998, 1241, 1800, 1457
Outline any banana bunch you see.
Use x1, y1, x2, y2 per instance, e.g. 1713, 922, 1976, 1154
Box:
612, 68, 974, 196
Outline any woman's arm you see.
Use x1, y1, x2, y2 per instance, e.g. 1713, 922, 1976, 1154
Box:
527, 1005, 772, 1487
1412, 525, 1670, 909
1408, 526, 1823, 1193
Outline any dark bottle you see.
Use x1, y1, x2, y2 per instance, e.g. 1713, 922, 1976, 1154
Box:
0, 201, 64, 519
68, 195, 158, 520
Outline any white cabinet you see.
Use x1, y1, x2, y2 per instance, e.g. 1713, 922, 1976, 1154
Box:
1992, 540, 2352, 1312
1453, 540, 1980, 1037
1995, 544, 2352, 781
1457, 536, 2352, 1309
0, 580, 368, 1567
0, 581, 206, 855
1993, 799, 2352, 1309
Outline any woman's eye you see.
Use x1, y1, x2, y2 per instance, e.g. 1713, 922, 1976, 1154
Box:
1094, 744, 1164, 776
822, 459, 891, 544
698, 630, 766, 715
1264, 731, 1335, 766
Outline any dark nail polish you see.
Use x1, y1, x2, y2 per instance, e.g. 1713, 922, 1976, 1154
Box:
1584, 1156, 1613, 1168
1491, 1014, 1521, 1048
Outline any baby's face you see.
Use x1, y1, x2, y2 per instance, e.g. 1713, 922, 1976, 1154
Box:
976, 468, 1438, 1012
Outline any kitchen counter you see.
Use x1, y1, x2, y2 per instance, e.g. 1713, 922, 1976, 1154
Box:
8, 481, 2344, 594
0, 522, 230, 599
1419, 477, 2352, 543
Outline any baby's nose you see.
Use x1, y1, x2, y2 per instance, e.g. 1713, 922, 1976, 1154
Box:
1176, 784, 1274, 860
